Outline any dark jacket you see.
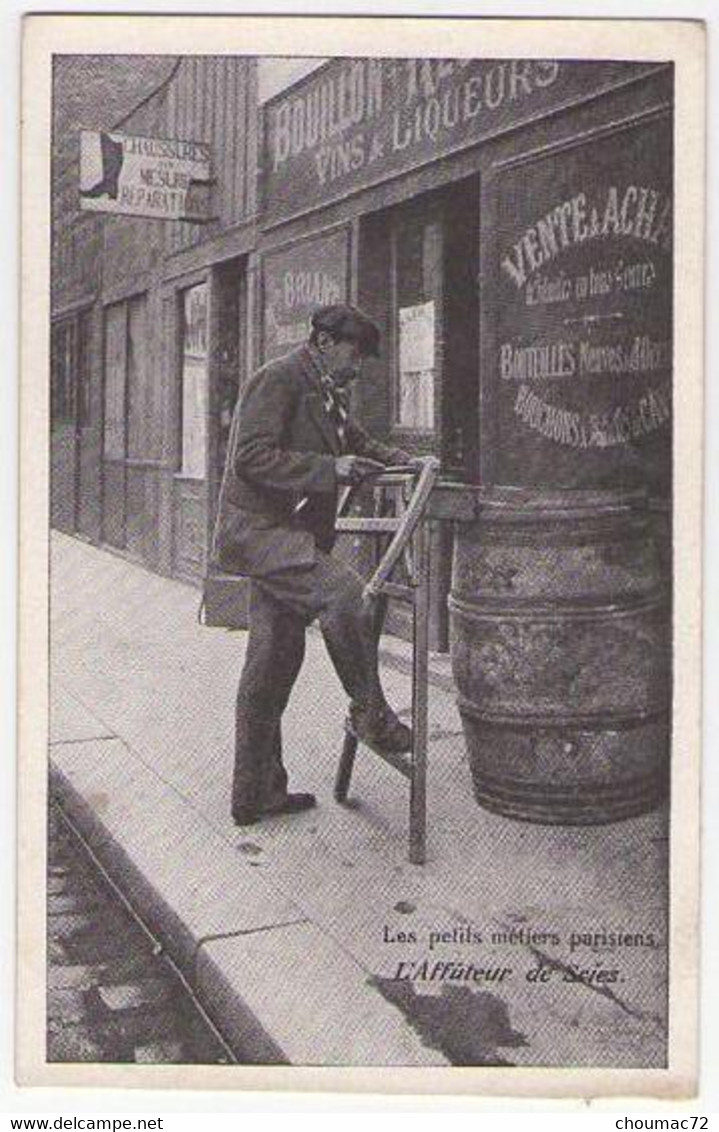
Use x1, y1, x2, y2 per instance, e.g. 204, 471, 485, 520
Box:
213, 345, 406, 577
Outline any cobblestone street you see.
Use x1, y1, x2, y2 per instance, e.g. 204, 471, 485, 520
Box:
47, 805, 231, 1065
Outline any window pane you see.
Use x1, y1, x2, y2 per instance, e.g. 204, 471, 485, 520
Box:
103, 303, 126, 459
398, 367, 434, 430
77, 311, 93, 428
180, 283, 208, 479
392, 216, 439, 432
397, 299, 435, 430
51, 321, 76, 427
127, 296, 149, 459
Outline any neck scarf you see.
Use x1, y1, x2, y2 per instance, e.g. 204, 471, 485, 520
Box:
320, 373, 349, 452
307, 345, 349, 452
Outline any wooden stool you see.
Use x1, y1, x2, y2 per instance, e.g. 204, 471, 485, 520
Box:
333, 457, 439, 865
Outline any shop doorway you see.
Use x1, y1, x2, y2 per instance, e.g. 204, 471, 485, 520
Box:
50, 308, 96, 539
172, 281, 209, 580
170, 259, 248, 582
210, 258, 249, 530
101, 301, 128, 550
101, 294, 154, 557
74, 307, 101, 541
356, 176, 480, 650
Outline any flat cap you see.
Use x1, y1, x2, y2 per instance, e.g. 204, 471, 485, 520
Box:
310, 303, 381, 357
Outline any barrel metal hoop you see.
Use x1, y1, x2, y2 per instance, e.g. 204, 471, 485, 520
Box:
471, 768, 668, 801
473, 486, 648, 513
463, 530, 653, 550
455, 696, 670, 729
448, 593, 668, 622
470, 790, 667, 826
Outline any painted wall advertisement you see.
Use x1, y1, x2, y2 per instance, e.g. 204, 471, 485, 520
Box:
262, 228, 350, 362
262, 58, 655, 224
491, 112, 673, 492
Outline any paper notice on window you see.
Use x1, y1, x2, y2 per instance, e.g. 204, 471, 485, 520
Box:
398, 301, 435, 429
399, 300, 435, 375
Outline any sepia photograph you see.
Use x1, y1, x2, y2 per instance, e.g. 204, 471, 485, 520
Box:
16, 14, 705, 1098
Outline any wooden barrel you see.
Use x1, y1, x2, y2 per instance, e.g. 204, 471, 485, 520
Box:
448, 487, 670, 824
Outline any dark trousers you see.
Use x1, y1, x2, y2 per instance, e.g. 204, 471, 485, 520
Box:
232, 551, 385, 815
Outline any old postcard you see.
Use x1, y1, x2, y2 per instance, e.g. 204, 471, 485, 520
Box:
17, 15, 704, 1098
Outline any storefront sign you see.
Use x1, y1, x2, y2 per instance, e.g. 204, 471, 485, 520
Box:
262, 58, 655, 224
491, 113, 672, 491
262, 228, 350, 361
79, 130, 213, 221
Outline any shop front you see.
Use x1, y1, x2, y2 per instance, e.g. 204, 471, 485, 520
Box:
50, 56, 260, 586
154, 251, 253, 586
259, 55, 673, 819
454, 74, 673, 822
50, 155, 104, 542
50, 306, 96, 537
50, 54, 674, 821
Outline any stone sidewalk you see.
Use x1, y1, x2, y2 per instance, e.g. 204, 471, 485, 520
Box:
49, 531, 669, 1071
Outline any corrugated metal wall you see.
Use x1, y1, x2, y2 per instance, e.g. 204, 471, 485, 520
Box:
101, 87, 167, 297
52, 139, 103, 312
89, 56, 259, 293
52, 57, 260, 307
163, 56, 258, 255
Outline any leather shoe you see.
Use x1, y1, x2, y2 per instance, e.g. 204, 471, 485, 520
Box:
349, 704, 412, 754
264, 791, 316, 817
232, 791, 316, 826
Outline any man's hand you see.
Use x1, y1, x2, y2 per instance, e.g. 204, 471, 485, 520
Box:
383, 455, 429, 473
335, 455, 386, 484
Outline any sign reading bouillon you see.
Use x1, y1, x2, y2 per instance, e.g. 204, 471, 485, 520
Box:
492, 110, 673, 493
79, 130, 213, 221
262, 58, 657, 224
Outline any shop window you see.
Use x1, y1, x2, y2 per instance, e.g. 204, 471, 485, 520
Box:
359, 178, 479, 473
51, 311, 94, 431
391, 215, 442, 435
76, 310, 93, 428
50, 320, 76, 428
102, 295, 161, 462
214, 261, 248, 485
180, 282, 208, 479
397, 300, 435, 429
126, 295, 155, 460
103, 302, 127, 460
